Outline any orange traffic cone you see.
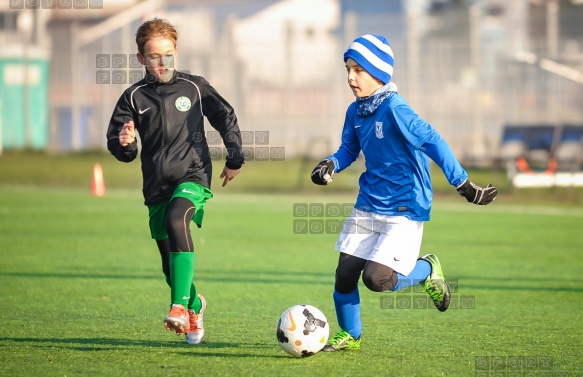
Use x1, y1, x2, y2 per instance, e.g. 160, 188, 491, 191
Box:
91, 163, 106, 196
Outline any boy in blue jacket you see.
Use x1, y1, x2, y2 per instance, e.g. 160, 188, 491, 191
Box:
311, 34, 497, 351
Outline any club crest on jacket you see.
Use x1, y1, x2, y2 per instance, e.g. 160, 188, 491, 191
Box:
175, 96, 192, 112
375, 121, 384, 139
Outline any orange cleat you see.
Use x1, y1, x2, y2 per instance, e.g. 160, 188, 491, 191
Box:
164, 304, 190, 334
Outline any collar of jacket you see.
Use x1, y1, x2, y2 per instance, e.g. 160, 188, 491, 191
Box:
355, 82, 398, 117
145, 69, 179, 86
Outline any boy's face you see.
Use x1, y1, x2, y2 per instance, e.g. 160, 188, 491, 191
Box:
137, 36, 177, 83
345, 58, 383, 98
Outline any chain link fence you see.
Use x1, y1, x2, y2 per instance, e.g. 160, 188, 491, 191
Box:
35, 0, 583, 166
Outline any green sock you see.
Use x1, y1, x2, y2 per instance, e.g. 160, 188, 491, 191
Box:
188, 284, 202, 313
169, 252, 195, 307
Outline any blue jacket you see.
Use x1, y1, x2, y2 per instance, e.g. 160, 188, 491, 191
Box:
329, 92, 467, 221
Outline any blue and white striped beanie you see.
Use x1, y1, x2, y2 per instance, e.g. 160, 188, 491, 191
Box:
344, 34, 394, 84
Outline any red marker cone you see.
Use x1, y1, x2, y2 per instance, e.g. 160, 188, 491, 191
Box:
91, 163, 106, 196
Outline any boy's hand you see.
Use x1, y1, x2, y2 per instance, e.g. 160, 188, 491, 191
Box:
311, 159, 335, 186
119, 120, 136, 146
220, 166, 241, 187
456, 180, 497, 205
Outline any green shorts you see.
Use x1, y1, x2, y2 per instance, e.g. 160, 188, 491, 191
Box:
147, 182, 214, 241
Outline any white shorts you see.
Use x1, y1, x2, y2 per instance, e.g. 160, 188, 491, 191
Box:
335, 209, 424, 276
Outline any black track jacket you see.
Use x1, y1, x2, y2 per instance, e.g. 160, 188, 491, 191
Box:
107, 71, 244, 205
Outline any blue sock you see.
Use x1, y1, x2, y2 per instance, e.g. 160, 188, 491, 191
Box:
393, 259, 431, 291
333, 288, 361, 339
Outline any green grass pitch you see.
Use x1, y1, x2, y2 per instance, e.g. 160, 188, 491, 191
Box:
0, 186, 582, 376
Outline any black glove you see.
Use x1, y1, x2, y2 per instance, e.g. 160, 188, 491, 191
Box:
311, 159, 335, 186
456, 180, 497, 205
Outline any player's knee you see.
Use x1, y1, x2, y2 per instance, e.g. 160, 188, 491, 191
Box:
334, 254, 367, 294
362, 274, 388, 292
165, 211, 187, 233
335, 272, 359, 294
362, 264, 397, 292
166, 197, 195, 231
334, 267, 360, 294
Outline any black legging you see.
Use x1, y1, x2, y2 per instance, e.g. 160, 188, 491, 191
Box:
334, 253, 398, 294
156, 197, 195, 283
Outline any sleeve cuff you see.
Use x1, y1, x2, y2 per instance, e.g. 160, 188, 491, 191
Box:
455, 178, 468, 189
225, 161, 243, 170
327, 156, 340, 173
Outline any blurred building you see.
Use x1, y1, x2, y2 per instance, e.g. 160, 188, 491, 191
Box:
0, 0, 143, 151
0, 0, 582, 167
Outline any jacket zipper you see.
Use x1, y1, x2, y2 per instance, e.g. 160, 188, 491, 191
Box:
158, 86, 168, 187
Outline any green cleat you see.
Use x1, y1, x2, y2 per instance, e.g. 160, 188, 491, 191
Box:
322, 330, 361, 352
419, 254, 451, 312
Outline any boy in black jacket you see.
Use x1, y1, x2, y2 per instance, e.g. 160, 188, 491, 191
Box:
106, 18, 244, 345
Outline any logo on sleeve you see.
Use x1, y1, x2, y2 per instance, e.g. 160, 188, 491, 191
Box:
175, 96, 192, 112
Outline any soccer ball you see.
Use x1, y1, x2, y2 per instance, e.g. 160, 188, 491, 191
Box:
276, 304, 329, 358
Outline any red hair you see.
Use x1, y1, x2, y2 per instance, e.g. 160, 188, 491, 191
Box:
135, 18, 178, 55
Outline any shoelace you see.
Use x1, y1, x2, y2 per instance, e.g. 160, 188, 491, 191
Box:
328, 331, 350, 345
423, 280, 443, 303
189, 311, 201, 331
170, 306, 187, 317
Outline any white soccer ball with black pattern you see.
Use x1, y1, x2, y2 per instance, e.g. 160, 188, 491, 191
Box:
276, 304, 329, 357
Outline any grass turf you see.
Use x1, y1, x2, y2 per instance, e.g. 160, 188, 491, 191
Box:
0, 185, 582, 377
1, 150, 583, 205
